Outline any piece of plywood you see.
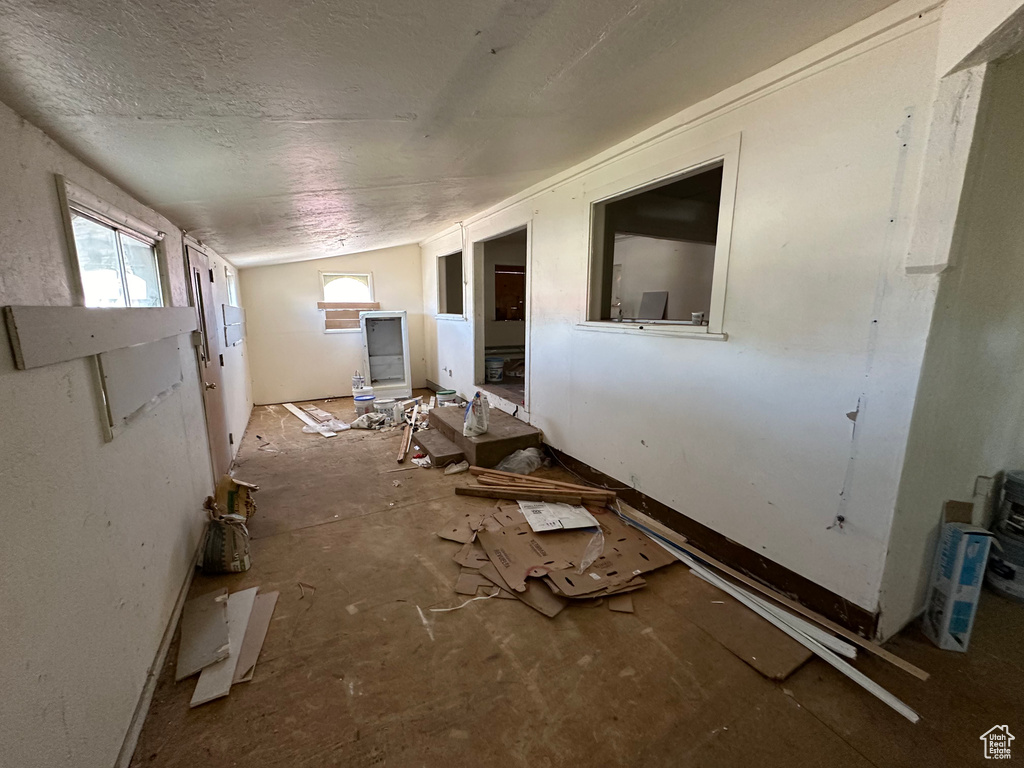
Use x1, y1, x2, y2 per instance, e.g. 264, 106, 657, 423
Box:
684, 579, 812, 681
175, 588, 230, 681
190, 587, 258, 707
3, 305, 197, 370
99, 335, 182, 427
317, 301, 380, 311
233, 591, 279, 684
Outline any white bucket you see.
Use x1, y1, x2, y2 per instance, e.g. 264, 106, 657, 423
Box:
352, 385, 374, 399
354, 395, 375, 416
437, 389, 456, 405
484, 357, 504, 383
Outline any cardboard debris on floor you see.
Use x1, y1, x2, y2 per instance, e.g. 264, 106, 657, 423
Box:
434, 496, 677, 619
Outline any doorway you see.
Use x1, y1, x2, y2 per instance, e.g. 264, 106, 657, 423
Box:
474, 226, 529, 410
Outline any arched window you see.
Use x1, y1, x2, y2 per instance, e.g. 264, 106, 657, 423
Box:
322, 273, 372, 303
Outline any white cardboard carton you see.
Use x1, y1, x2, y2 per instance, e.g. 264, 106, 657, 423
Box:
922, 520, 994, 652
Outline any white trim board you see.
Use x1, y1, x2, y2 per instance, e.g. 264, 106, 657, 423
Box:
4, 305, 197, 370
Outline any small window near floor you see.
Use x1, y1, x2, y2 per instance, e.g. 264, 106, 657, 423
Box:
589, 160, 726, 328
437, 251, 464, 316
70, 210, 163, 308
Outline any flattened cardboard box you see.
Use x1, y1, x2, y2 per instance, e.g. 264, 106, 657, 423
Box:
475, 506, 675, 596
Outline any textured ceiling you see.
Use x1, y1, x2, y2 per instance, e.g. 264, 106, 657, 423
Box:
0, 0, 896, 266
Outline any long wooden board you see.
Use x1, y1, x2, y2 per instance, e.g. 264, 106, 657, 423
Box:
456, 487, 585, 505
4, 305, 197, 370
471, 466, 616, 496
282, 403, 336, 437
233, 591, 279, 684
616, 504, 929, 681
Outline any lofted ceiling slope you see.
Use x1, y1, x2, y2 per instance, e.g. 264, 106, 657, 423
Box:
0, 0, 897, 266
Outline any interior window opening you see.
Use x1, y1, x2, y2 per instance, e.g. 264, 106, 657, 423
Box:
592, 162, 723, 325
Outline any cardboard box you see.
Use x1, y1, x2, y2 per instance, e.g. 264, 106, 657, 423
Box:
922, 510, 994, 652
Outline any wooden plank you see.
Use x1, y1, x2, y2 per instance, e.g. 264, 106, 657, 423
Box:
325, 318, 360, 330
324, 309, 365, 320
317, 301, 381, 310
471, 467, 615, 496
616, 505, 930, 681
224, 323, 245, 346
455, 487, 585, 505
99, 335, 183, 427
471, 483, 610, 503
475, 474, 615, 498
175, 588, 230, 681
4, 305, 197, 370
233, 591, 279, 684
282, 403, 336, 437
190, 587, 258, 707
222, 304, 245, 326
397, 404, 418, 463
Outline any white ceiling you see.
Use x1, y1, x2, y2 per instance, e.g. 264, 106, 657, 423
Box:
0, 0, 897, 267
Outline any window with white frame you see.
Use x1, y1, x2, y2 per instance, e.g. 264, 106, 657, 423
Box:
437, 250, 464, 315
587, 137, 738, 336
70, 207, 163, 308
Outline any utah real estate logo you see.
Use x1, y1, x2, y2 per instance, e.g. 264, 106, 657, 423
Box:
980, 725, 1014, 759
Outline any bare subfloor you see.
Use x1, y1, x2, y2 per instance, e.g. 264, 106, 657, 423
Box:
133, 395, 1024, 767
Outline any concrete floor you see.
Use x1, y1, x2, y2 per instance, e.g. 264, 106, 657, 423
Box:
132, 395, 1024, 767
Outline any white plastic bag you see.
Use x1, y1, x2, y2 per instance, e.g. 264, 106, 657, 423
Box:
302, 418, 350, 435
494, 446, 543, 475
463, 391, 490, 437
351, 412, 387, 429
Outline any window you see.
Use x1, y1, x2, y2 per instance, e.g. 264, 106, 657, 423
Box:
71, 209, 163, 308
319, 272, 377, 332
322, 272, 372, 303
225, 267, 240, 307
586, 137, 739, 337
437, 251, 463, 315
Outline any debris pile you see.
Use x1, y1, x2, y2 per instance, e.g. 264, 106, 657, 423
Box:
438, 467, 930, 723
436, 488, 677, 619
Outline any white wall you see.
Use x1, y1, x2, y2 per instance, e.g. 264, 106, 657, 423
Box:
880, 50, 1024, 637
0, 102, 217, 768
613, 235, 715, 320
241, 244, 426, 404
422, 8, 945, 619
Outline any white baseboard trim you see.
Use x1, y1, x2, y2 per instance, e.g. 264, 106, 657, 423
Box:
114, 531, 206, 768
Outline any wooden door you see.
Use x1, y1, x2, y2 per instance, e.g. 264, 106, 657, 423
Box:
187, 244, 231, 479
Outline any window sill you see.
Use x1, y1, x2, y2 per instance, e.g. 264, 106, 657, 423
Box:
324, 327, 361, 334
575, 321, 727, 341
435, 313, 467, 321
